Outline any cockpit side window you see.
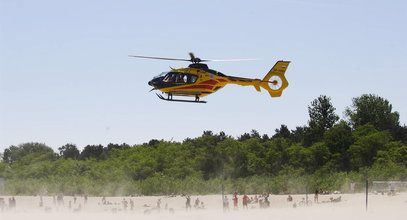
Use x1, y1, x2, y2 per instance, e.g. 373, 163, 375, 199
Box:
163, 72, 197, 84
176, 74, 185, 83
163, 73, 175, 82
188, 75, 197, 83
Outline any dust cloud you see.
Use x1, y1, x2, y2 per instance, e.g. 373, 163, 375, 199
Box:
1, 193, 406, 220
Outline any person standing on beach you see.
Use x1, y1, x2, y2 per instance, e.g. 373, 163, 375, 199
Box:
186, 195, 191, 211
242, 194, 249, 209
57, 193, 64, 206
157, 198, 161, 211
130, 199, 134, 211
314, 190, 319, 203
194, 197, 200, 208
0, 198, 5, 211
122, 198, 128, 211
39, 196, 43, 207
12, 197, 16, 209
223, 195, 229, 212
8, 198, 11, 209
233, 194, 238, 209
264, 194, 270, 207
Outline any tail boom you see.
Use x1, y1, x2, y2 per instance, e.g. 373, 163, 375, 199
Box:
225, 60, 290, 97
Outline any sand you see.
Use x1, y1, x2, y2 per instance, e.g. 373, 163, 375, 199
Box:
0, 193, 406, 220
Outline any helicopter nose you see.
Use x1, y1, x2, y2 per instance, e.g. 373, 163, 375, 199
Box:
148, 80, 153, 86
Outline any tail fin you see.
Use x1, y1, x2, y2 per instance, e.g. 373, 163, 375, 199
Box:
260, 61, 290, 97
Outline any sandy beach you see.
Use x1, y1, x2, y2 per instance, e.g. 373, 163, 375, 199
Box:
1, 193, 406, 220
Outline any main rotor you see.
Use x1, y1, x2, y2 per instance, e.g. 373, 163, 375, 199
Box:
128, 52, 258, 64
188, 52, 202, 63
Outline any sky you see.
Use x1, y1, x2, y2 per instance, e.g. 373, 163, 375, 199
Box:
1, 0, 406, 152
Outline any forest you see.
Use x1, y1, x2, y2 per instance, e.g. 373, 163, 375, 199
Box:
1, 94, 406, 196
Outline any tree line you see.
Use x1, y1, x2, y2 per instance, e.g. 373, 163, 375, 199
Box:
0, 94, 406, 196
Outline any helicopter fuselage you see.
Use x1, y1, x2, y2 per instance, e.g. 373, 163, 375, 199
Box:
148, 63, 265, 98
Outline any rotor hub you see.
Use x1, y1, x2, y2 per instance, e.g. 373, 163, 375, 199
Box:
268, 75, 283, 90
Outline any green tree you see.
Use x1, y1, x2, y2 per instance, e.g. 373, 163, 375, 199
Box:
348, 124, 392, 170
3, 143, 54, 164
393, 125, 407, 143
323, 121, 354, 171
238, 133, 251, 141
193, 134, 225, 179
59, 144, 80, 159
79, 145, 105, 160
264, 138, 291, 175
375, 141, 407, 167
286, 144, 312, 172
308, 95, 339, 131
304, 95, 339, 146
244, 138, 267, 175
290, 126, 306, 143
272, 124, 291, 139
345, 94, 400, 132
309, 142, 331, 172
106, 143, 131, 151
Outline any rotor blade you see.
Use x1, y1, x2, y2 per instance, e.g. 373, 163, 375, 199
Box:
207, 58, 260, 62
128, 55, 190, 62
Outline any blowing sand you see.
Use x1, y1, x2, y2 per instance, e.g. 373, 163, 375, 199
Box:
1, 193, 406, 220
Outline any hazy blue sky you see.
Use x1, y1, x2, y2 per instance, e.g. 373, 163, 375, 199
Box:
1, 0, 406, 151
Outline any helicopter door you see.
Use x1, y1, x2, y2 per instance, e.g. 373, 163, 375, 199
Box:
178, 74, 197, 84
176, 74, 187, 84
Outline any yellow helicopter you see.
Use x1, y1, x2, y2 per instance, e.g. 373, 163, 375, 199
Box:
129, 53, 290, 103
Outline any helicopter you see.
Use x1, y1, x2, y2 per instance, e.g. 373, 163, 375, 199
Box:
129, 53, 290, 103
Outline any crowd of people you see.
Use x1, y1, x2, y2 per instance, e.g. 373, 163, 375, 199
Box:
0, 190, 352, 214
0, 193, 274, 213
0, 197, 16, 211
222, 193, 271, 211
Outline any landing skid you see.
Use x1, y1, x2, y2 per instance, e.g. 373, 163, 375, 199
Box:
156, 93, 207, 103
